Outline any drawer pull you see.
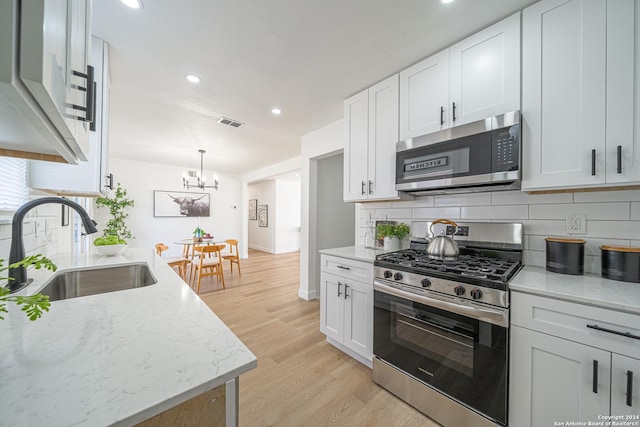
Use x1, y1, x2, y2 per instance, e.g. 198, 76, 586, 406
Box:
627, 370, 634, 407
337, 265, 351, 271
586, 324, 640, 340
593, 360, 598, 393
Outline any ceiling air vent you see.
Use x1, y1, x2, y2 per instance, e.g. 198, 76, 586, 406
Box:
218, 117, 244, 128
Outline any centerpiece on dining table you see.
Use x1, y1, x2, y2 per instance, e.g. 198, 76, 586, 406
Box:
193, 226, 206, 242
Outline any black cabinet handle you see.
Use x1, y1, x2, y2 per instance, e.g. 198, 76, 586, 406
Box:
105, 173, 114, 190
587, 324, 640, 340
337, 265, 350, 271
361, 181, 365, 195
593, 360, 598, 393
70, 65, 96, 123
89, 81, 98, 131
617, 145, 622, 174
368, 180, 373, 194
344, 284, 349, 299
337, 282, 342, 297
591, 149, 596, 176
452, 102, 457, 122
440, 106, 444, 125
627, 370, 634, 407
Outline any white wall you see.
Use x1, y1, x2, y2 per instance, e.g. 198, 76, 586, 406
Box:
355, 189, 640, 274
275, 179, 301, 253
247, 180, 276, 252
106, 157, 243, 258
300, 119, 344, 300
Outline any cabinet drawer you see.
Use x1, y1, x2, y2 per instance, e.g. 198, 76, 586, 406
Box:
511, 292, 640, 357
320, 255, 372, 283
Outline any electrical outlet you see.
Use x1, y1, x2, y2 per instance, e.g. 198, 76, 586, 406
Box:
565, 213, 587, 234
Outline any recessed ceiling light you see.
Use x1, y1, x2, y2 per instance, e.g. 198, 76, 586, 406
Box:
186, 74, 201, 84
271, 108, 282, 115
121, 0, 144, 9
441, 0, 455, 3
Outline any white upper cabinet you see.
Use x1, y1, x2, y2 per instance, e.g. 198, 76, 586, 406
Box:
0, 0, 93, 164
449, 12, 521, 127
399, 13, 520, 142
399, 49, 450, 140
29, 37, 111, 197
522, 0, 640, 191
344, 74, 406, 202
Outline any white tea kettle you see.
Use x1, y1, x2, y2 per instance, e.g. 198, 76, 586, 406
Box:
426, 219, 460, 260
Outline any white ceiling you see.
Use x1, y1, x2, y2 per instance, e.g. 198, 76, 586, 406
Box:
92, 0, 538, 176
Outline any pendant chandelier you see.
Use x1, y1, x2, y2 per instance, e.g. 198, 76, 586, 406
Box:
183, 149, 219, 190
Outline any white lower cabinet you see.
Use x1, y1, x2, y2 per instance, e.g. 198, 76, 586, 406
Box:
509, 292, 640, 426
320, 255, 373, 366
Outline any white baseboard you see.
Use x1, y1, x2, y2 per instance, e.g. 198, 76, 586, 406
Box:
298, 287, 317, 300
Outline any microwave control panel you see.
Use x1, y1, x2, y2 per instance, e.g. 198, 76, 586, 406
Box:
493, 125, 519, 172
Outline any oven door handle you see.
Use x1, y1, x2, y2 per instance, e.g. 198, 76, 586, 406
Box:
374, 280, 508, 327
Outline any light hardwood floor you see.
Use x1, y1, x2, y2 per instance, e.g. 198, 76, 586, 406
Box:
197, 249, 440, 427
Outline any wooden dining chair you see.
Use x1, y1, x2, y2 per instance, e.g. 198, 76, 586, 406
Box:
191, 244, 226, 293
220, 239, 241, 277
155, 243, 188, 280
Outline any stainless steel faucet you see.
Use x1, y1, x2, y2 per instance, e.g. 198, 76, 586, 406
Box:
7, 197, 99, 293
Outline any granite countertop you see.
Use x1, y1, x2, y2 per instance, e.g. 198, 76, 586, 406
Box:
319, 245, 387, 263
0, 247, 257, 426
511, 266, 640, 315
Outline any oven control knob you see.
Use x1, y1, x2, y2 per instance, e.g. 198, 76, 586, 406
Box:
470, 288, 483, 300
383, 270, 393, 279
394, 272, 403, 281
454, 285, 466, 296
420, 278, 431, 288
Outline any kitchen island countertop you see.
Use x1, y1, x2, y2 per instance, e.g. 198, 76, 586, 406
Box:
511, 265, 640, 315
0, 247, 256, 426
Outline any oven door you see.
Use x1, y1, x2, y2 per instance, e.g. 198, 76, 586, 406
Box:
373, 280, 508, 425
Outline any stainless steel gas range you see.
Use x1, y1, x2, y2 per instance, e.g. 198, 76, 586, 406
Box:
372, 221, 523, 427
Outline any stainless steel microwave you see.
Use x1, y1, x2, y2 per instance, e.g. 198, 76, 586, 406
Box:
395, 111, 520, 196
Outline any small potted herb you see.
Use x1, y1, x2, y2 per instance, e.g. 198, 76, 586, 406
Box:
193, 226, 206, 242
376, 222, 411, 252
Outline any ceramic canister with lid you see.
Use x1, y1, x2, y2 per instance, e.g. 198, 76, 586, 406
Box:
600, 246, 640, 283
545, 237, 586, 275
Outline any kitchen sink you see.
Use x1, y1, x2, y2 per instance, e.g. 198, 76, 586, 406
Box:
39, 263, 157, 301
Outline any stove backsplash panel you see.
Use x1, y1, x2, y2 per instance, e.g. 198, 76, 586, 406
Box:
357, 189, 640, 274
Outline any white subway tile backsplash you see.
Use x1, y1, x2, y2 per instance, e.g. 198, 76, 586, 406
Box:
574, 189, 640, 203
411, 207, 460, 219
492, 191, 573, 205
461, 205, 528, 220
529, 203, 630, 220
585, 255, 601, 274
435, 193, 492, 207
354, 188, 640, 267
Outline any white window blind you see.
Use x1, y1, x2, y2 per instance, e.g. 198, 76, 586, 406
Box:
0, 157, 28, 211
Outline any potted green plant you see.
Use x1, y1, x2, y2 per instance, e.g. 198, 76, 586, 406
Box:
193, 226, 206, 242
1, 254, 56, 321
376, 222, 411, 252
94, 183, 134, 254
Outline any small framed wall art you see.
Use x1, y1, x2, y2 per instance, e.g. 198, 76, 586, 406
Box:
258, 205, 268, 227
248, 199, 257, 220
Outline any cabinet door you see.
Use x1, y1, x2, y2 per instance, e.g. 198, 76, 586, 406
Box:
449, 12, 520, 127
522, 0, 607, 190
611, 354, 640, 416
319, 272, 344, 343
606, 0, 640, 184
367, 74, 400, 200
399, 50, 449, 140
342, 279, 373, 360
510, 326, 611, 427
343, 89, 369, 202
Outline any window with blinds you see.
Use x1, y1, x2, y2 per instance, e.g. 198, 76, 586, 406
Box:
0, 157, 28, 211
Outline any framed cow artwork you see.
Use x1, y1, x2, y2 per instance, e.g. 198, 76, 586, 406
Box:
154, 190, 211, 217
